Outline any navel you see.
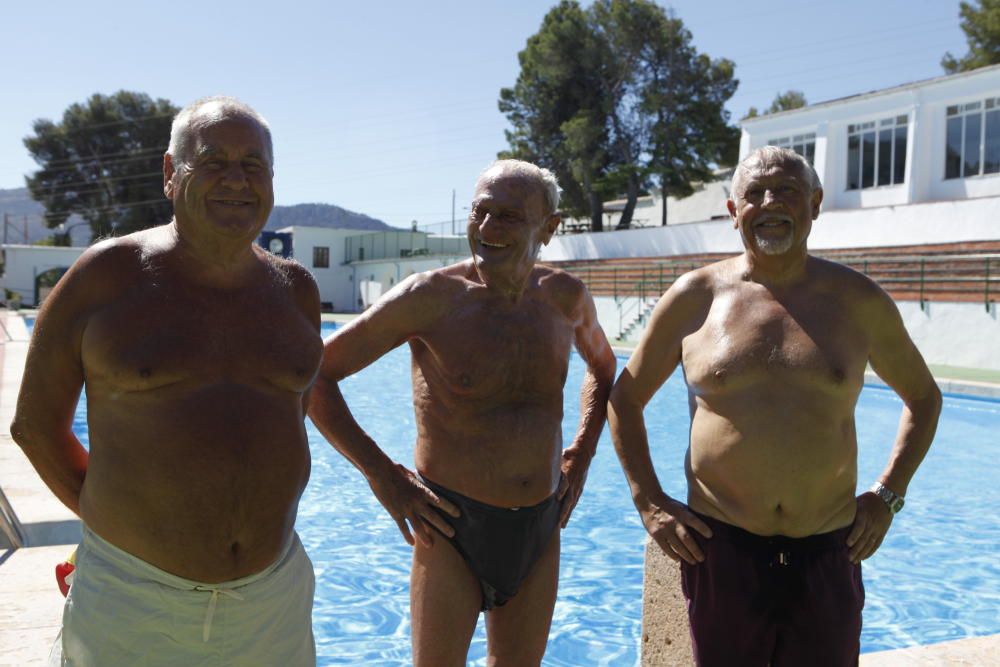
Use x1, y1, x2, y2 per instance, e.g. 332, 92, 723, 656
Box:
139, 368, 152, 379
459, 373, 472, 388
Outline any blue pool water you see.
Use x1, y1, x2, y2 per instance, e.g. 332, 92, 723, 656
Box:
47, 318, 1000, 665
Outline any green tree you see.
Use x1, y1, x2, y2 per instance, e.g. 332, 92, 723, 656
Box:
24, 91, 178, 244
593, 0, 738, 227
499, 1, 612, 230
744, 90, 807, 119
499, 0, 738, 231
943, 0, 1000, 73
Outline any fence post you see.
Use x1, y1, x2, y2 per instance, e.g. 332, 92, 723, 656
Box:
986, 257, 992, 313
614, 268, 618, 300
919, 258, 926, 311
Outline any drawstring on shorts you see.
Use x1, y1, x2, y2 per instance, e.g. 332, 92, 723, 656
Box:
194, 586, 245, 641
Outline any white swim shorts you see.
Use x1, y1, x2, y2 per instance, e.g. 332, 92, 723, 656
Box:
51, 526, 316, 666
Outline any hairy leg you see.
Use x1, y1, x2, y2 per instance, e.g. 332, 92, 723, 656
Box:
484, 530, 560, 667
410, 537, 482, 667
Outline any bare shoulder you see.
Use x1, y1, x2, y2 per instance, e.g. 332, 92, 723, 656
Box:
360, 261, 468, 325
810, 255, 890, 304
57, 229, 161, 302
660, 259, 722, 308
260, 251, 321, 323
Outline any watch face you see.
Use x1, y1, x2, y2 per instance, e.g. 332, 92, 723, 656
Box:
891, 497, 905, 513
268, 238, 285, 254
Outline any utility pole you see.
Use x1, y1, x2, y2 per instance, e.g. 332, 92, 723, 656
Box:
3, 213, 8, 246
451, 189, 456, 236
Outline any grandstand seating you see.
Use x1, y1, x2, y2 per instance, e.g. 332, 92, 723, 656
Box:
544, 240, 1000, 306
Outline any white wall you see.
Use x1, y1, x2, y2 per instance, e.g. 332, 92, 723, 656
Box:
282, 226, 362, 312
0, 245, 86, 306
541, 195, 1000, 261
898, 301, 1000, 370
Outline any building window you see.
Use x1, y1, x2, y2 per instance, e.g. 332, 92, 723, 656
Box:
945, 98, 1000, 179
846, 115, 907, 190
313, 246, 330, 268
768, 133, 816, 164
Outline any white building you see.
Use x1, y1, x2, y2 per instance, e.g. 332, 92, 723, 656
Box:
0, 227, 469, 312
739, 63, 1000, 210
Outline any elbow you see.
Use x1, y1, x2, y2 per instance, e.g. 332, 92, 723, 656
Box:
10, 416, 35, 451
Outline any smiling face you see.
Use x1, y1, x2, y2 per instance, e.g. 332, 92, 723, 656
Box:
164, 110, 274, 241
727, 155, 822, 259
467, 167, 560, 291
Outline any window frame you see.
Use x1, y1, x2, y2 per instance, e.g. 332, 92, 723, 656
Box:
312, 246, 330, 269
945, 97, 1000, 180
846, 114, 908, 191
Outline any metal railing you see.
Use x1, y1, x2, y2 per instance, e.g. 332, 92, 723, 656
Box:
344, 232, 467, 264
552, 253, 1000, 336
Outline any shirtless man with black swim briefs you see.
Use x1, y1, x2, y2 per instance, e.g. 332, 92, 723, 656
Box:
308, 159, 616, 666
609, 147, 942, 666
11, 97, 322, 665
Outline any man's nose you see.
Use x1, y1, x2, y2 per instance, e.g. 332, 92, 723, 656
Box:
761, 189, 781, 207
220, 163, 249, 188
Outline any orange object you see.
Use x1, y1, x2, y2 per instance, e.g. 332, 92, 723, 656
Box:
55, 549, 77, 597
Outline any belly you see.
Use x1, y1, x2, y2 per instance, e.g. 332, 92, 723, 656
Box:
687, 395, 859, 536
80, 383, 310, 582
415, 401, 564, 507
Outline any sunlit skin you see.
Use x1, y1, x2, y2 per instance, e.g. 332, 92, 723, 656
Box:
609, 152, 941, 568
10, 105, 322, 583
309, 163, 616, 667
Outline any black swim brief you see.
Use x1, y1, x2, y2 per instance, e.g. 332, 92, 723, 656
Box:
418, 474, 562, 611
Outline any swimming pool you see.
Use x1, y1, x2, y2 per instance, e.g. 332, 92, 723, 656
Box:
50, 318, 1000, 665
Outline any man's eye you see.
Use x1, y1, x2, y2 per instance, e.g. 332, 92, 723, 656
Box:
244, 162, 262, 173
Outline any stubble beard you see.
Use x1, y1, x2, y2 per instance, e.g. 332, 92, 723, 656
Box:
754, 231, 794, 256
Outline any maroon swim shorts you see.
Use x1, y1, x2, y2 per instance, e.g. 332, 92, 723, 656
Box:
680, 511, 864, 667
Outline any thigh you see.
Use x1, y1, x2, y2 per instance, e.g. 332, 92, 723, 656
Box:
774, 553, 864, 667
484, 529, 560, 667
410, 537, 482, 667
680, 536, 775, 667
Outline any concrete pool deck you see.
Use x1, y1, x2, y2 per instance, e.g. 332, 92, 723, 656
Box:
1, 309, 998, 665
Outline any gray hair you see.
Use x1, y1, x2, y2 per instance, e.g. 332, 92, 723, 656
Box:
479, 159, 560, 214
167, 96, 273, 168
731, 146, 821, 199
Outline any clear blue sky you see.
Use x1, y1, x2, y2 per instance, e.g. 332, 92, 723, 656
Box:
2, 0, 966, 229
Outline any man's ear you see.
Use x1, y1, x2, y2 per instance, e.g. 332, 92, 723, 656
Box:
163, 153, 176, 199
727, 199, 738, 228
541, 213, 561, 245
811, 187, 824, 220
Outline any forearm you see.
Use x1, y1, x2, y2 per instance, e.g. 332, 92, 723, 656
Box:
307, 374, 396, 481
567, 370, 612, 459
608, 393, 668, 512
879, 388, 942, 496
9, 426, 87, 516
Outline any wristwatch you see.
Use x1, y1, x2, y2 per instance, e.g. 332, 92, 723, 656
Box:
871, 482, 905, 514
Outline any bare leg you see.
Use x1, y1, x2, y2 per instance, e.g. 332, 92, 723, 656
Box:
484, 530, 560, 667
410, 537, 482, 667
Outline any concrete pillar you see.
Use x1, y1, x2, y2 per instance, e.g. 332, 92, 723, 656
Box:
640, 538, 694, 666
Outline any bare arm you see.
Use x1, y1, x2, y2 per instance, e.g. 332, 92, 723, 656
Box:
557, 283, 616, 527
847, 285, 942, 562
9, 243, 123, 515
306, 273, 458, 546
608, 273, 713, 563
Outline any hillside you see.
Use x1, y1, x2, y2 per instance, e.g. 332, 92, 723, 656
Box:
0, 188, 392, 246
